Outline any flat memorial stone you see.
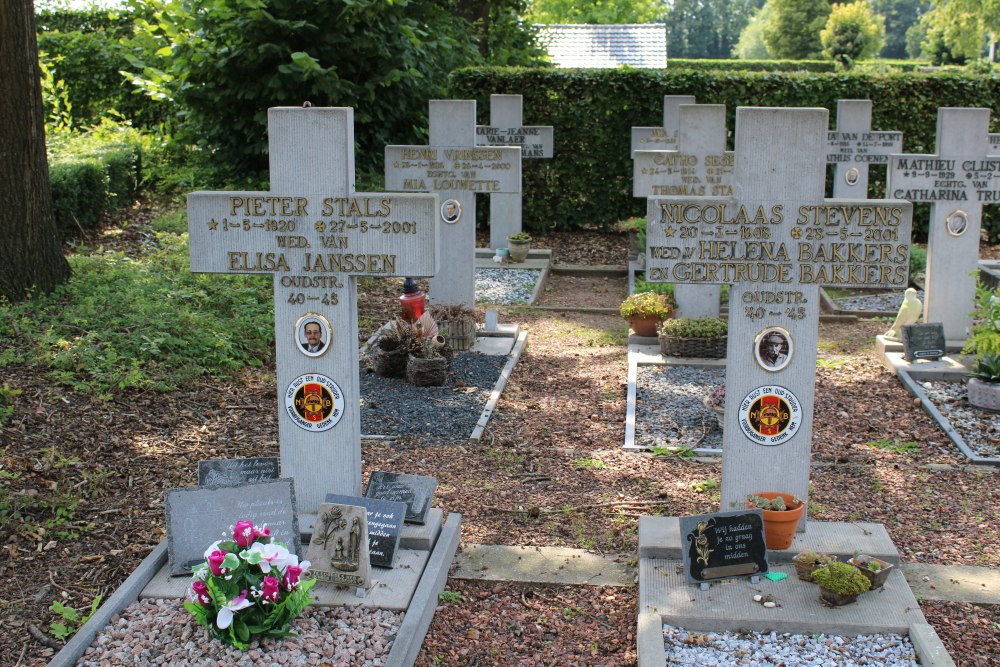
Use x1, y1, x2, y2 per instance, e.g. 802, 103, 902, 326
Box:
678, 510, 768, 584
197, 457, 279, 486
325, 493, 406, 569
901, 323, 946, 362
164, 478, 300, 576
305, 502, 371, 588
365, 471, 438, 525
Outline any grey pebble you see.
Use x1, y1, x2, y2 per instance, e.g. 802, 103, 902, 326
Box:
921, 380, 1000, 458
475, 268, 539, 304
635, 365, 725, 453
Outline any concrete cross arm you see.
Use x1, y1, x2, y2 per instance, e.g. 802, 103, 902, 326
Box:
187, 190, 440, 278
385, 145, 522, 194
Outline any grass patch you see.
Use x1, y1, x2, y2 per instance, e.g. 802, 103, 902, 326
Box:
572, 457, 605, 470
0, 217, 274, 397
865, 438, 919, 454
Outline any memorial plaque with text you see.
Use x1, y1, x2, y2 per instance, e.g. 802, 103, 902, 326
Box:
198, 457, 279, 487
326, 493, 406, 568
679, 510, 768, 583
365, 471, 437, 524
164, 478, 300, 575
901, 323, 946, 361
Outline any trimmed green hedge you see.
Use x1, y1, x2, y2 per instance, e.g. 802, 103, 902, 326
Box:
669, 59, 838, 72
49, 141, 142, 238
449, 67, 1000, 240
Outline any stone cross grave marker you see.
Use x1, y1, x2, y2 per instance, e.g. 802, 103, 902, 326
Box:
634, 104, 732, 318
386, 100, 521, 307
888, 107, 1000, 341
826, 99, 903, 198
990, 132, 999, 154
646, 107, 912, 523
475, 94, 554, 250
631, 95, 696, 157
188, 107, 439, 513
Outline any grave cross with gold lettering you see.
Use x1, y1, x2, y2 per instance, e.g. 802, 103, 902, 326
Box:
630, 95, 696, 157
187, 107, 439, 514
888, 107, 1000, 342
386, 100, 521, 308
825, 99, 902, 198
646, 107, 912, 525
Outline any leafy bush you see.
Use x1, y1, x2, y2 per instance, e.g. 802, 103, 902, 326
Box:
963, 280, 1000, 358
909, 245, 927, 277
812, 561, 871, 595
619, 292, 672, 320
658, 317, 727, 339
971, 353, 1000, 383
820, 1, 886, 69
450, 67, 1000, 239
669, 58, 838, 72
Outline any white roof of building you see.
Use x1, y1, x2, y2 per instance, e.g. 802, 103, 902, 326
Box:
538, 24, 667, 69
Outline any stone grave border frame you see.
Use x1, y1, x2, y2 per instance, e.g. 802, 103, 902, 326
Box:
473, 247, 553, 306
623, 343, 725, 456
896, 366, 1000, 466
48, 514, 462, 667
359, 322, 529, 443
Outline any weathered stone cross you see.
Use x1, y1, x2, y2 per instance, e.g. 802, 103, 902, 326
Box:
475, 94, 554, 250
646, 107, 912, 523
888, 107, 1000, 341
187, 107, 439, 513
634, 104, 732, 318
631, 95, 696, 157
825, 99, 902, 198
386, 100, 521, 307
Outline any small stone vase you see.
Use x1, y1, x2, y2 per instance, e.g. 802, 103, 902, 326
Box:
508, 239, 530, 263
968, 378, 1000, 411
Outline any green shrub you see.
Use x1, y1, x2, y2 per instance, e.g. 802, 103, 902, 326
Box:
669, 58, 838, 72
659, 317, 728, 339
619, 292, 672, 320
49, 159, 108, 236
909, 245, 927, 277
812, 561, 871, 595
450, 67, 1000, 240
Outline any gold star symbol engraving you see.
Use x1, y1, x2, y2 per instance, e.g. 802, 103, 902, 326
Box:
207, 219, 218, 230
314, 221, 326, 233
791, 227, 802, 239
665, 226, 676, 237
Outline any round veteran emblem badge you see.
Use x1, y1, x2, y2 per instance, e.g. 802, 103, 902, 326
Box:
284, 373, 344, 432
737, 385, 802, 446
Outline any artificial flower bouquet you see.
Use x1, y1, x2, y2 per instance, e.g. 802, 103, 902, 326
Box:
185, 519, 315, 649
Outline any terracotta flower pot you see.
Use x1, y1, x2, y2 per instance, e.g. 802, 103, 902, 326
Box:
630, 315, 661, 337
748, 491, 804, 551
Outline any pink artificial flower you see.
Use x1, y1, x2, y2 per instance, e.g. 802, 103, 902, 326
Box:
257, 524, 270, 538
191, 580, 211, 606
207, 549, 228, 576
261, 576, 280, 602
283, 564, 303, 590
233, 520, 257, 548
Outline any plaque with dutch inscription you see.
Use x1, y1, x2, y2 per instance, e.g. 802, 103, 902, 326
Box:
305, 502, 371, 588
365, 471, 437, 524
164, 478, 300, 576
325, 493, 405, 568
198, 457, 279, 487
901, 323, 946, 362
679, 510, 768, 583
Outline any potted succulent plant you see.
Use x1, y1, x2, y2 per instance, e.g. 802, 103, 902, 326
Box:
812, 561, 871, 606
968, 353, 1000, 411
963, 281, 1000, 410
702, 384, 725, 430
620, 291, 673, 337
507, 232, 532, 263
792, 549, 838, 582
848, 554, 894, 590
746, 492, 804, 550
659, 317, 728, 358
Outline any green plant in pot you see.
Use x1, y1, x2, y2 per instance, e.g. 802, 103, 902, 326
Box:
963, 281, 1000, 411
848, 554, 894, 589
792, 549, 837, 582
812, 561, 871, 606
746, 492, 804, 551
620, 291, 673, 337
507, 232, 532, 263
658, 317, 728, 359
618, 216, 646, 264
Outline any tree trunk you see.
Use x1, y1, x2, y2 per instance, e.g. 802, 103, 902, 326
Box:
0, 0, 71, 303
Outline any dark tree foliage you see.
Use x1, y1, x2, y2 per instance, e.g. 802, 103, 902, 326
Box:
871, 0, 929, 59
666, 0, 765, 59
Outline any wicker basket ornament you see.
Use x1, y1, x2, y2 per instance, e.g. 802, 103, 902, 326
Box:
406, 354, 447, 386
659, 334, 727, 359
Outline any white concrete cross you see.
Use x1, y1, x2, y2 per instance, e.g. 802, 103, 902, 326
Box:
475, 94, 554, 250
187, 107, 440, 513
633, 104, 732, 318
646, 107, 912, 524
888, 108, 1000, 341
630, 95, 696, 157
826, 99, 903, 198
386, 100, 522, 307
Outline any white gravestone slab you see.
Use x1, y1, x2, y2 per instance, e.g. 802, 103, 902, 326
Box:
386, 100, 522, 307
826, 99, 903, 198
634, 104, 732, 318
188, 107, 439, 513
631, 95, 697, 157
476, 94, 554, 250
990, 133, 1000, 154
646, 107, 912, 525
888, 108, 1000, 341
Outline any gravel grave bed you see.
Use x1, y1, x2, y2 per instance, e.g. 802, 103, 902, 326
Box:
662, 625, 918, 666
919, 379, 1000, 459
832, 289, 924, 313
78, 599, 401, 666
635, 365, 725, 453
475, 268, 539, 304
361, 351, 507, 443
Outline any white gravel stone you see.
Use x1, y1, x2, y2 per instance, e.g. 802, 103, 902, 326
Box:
920, 380, 1000, 458
635, 365, 724, 453
475, 268, 539, 304
833, 289, 924, 313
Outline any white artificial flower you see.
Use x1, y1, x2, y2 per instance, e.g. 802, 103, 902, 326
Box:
216, 591, 253, 629
245, 542, 292, 574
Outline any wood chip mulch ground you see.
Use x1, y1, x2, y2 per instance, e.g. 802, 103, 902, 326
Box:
1, 218, 997, 666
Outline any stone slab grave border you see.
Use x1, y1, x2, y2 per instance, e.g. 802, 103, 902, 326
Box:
635, 516, 955, 667
474, 247, 552, 306
623, 343, 725, 456
48, 513, 462, 667
359, 322, 529, 443
896, 366, 1000, 466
